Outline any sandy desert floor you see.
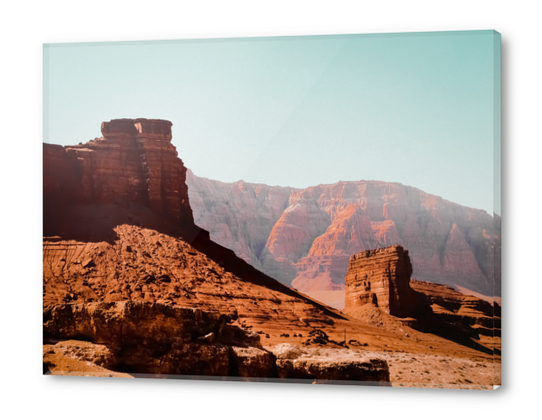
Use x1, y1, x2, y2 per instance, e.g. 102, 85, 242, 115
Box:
351, 349, 499, 390
265, 345, 500, 390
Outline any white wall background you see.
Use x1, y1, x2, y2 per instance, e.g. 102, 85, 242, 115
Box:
1, 1, 539, 419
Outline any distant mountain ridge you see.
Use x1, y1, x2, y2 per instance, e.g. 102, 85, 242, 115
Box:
186, 171, 501, 297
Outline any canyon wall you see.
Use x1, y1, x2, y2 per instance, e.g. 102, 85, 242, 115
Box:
186, 170, 295, 271
186, 176, 501, 296
43, 120, 348, 343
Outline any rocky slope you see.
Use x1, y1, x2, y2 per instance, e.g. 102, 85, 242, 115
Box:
186, 175, 501, 296
410, 280, 501, 353
43, 301, 391, 383
43, 224, 343, 339
44, 301, 278, 378
43, 119, 346, 341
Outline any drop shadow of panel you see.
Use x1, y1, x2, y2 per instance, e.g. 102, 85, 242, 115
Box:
127, 373, 392, 387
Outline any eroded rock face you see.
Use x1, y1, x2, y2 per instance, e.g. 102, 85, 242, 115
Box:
43, 301, 274, 377
186, 170, 295, 271
43, 224, 342, 340
343, 246, 501, 354
43, 340, 118, 370
410, 280, 501, 330
186, 176, 500, 296
344, 245, 416, 317
44, 118, 194, 240
43, 302, 393, 382
269, 345, 390, 384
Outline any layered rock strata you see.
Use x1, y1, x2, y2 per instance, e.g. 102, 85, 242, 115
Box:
186, 170, 295, 271
344, 246, 501, 353
44, 301, 275, 377
43, 223, 490, 361
410, 280, 501, 333
44, 118, 195, 241
43, 224, 345, 337
186, 175, 501, 296
344, 245, 416, 317
43, 301, 391, 383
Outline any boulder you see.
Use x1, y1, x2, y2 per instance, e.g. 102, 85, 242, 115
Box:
43, 343, 132, 378
230, 347, 277, 378
44, 340, 117, 369
271, 343, 307, 360
276, 357, 390, 384
268, 344, 390, 384
43, 301, 268, 377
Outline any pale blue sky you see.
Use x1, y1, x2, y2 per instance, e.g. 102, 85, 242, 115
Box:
44, 31, 500, 215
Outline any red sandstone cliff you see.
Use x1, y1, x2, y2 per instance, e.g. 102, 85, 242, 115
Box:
186, 176, 501, 296
44, 118, 196, 241
43, 119, 350, 337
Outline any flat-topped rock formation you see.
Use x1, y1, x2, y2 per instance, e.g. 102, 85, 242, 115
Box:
343, 245, 501, 354
44, 118, 195, 241
344, 245, 417, 317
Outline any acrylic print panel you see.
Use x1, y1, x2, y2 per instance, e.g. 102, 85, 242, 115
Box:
43, 30, 501, 389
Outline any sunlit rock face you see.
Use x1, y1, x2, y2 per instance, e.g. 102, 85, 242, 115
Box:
344, 245, 416, 317
186, 170, 295, 272
187, 176, 500, 296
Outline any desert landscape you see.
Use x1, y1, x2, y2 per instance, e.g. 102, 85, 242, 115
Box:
43, 118, 500, 389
